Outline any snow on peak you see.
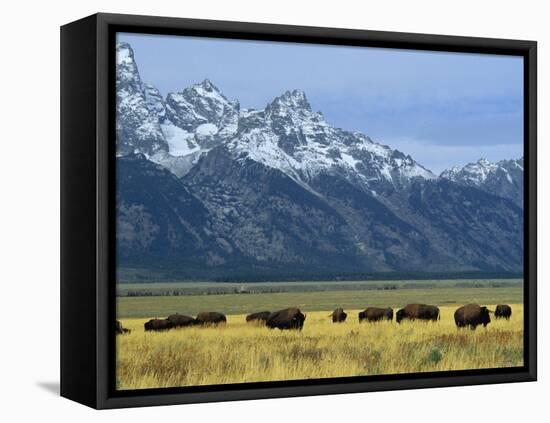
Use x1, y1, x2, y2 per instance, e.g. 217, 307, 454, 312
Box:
268, 89, 312, 113
440, 157, 524, 206
141, 83, 166, 119
196, 123, 218, 137
116, 42, 133, 65
190, 79, 228, 102
227, 88, 435, 187
165, 78, 239, 135
116, 42, 141, 85
197, 78, 216, 91
116, 42, 437, 186
441, 157, 521, 186
115, 42, 168, 156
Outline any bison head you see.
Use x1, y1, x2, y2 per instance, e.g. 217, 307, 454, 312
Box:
291, 311, 306, 329
396, 309, 405, 324
480, 306, 491, 326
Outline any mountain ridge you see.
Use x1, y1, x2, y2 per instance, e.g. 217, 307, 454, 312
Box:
115, 41, 524, 280
440, 157, 524, 207
116, 42, 436, 190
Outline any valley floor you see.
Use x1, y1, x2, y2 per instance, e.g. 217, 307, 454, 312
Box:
116, 279, 522, 318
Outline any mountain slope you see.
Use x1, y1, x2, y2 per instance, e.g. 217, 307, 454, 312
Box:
182, 146, 372, 274
405, 179, 523, 271
117, 151, 524, 278
116, 154, 219, 272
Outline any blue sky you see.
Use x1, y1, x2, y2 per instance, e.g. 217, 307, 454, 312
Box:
118, 33, 524, 174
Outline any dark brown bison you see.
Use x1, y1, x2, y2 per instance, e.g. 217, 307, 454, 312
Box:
167, 314, 196, 328
246, 311, 271, 324
358, 307, 393, 322
454, 304, 491, 329
115, 320, 130, 334
495, 304, 512, 320
144, 318, 172, 331
266, 307, 306, 330
195, 311, 227, 325
396, 304, 440, 324
331, 308, 347, 323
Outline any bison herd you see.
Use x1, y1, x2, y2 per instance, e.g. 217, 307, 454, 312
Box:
115, 303, 513, 334
142, 311, 227, 332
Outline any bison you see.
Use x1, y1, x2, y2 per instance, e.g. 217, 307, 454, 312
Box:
195, 311, 227, 325
266, 307, 306, 330
358, 307, 393, 322
144, 318, 172, 331
246, 311, 271, 324
396, 304, 440, 324
495, 304, 512, 320
330, 308, 347, 323
454, 304, 491, 329
167, 314, 196, 328
115, 320, 130, 334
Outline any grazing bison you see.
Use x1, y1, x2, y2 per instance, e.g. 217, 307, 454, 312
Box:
266, 307, 306, 330
167, 314, 196, 328
495, 304, 512, 320
195, 311, 227, 325
358, 307, 393, 322
246, 311, 271, 324
331, 308, 347, 323
144, 318, 172, 331
454, 304, 491, 329
396, 304, 440, 324
115, 320, 130, 334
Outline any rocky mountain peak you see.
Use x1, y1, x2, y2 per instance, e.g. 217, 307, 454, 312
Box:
116, 42, 140, 86
267, 89, 312, 115
114, 41, 519, 200
196, 78, 217, 91
441, 158, 498, 183
115, 42, 168, 156
142, 83, 166, 120
165, 79, 239, 133
440, 157, 524, 207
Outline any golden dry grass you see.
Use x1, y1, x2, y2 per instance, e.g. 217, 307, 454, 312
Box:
116, 304, 523, 390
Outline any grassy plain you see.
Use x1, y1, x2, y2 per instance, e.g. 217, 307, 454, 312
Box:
116, 280, 522, 318
116, 280, 523, 389
116, 303, 524, 390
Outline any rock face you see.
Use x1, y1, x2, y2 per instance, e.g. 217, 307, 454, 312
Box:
115, 41, 524, 280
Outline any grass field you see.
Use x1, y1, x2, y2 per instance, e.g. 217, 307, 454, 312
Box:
116, 304, 523, 390
116, 282, 523, 318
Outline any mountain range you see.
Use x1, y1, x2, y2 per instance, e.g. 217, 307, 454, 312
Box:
115, 42, 524, 281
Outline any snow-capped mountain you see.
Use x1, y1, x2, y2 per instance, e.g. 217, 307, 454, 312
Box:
116, 43, 168, 156
115, 42, 434, 187
441, 158, 524, 207
227, 89, 435, 190
115, 41, 524, 280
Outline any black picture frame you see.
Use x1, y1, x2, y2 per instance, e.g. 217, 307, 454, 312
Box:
60, 12, 537, 409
